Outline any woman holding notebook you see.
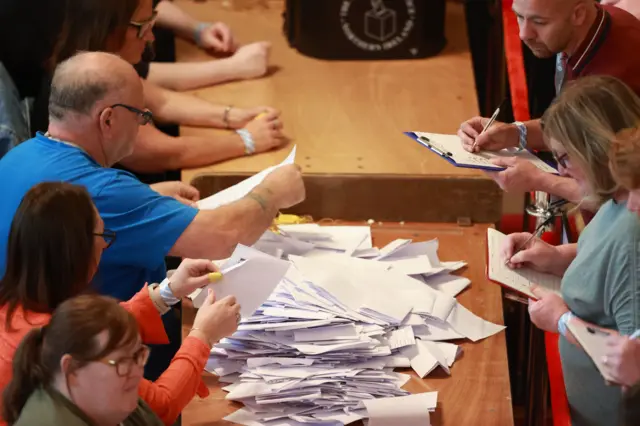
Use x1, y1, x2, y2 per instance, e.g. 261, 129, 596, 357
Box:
500, 75, 640, 426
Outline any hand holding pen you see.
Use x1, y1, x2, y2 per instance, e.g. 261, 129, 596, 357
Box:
458, 99, 522, 153
471, 104, 502, 152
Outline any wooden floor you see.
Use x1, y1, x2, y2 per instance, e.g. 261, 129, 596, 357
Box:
176, 0, 502, 224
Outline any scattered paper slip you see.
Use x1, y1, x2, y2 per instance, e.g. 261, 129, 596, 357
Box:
201, 225, 506, 425
364, 392, 437, 426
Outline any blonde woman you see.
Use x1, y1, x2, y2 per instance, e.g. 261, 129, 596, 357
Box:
501, 75, 640, 426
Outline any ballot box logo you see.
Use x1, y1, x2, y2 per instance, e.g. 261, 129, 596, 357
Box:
340, 0, 416, 51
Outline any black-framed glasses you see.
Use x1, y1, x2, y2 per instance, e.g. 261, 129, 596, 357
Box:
129, 10, 158, 39
110, 104, 153, 126
98, 345, 150, 377
93, 229, 117, 249
553, 152, 570, 169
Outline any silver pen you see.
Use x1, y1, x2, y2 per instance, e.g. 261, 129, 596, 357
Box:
504, 215, 553, 266
472, 99, 506, 151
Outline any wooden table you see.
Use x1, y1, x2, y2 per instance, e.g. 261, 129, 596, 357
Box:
182, 222, 514, 426
176, 0, 502, 224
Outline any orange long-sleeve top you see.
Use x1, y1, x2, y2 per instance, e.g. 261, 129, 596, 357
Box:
0, 285, 210, 426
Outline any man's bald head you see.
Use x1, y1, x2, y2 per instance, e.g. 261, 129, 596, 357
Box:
49, 51, 142, 122
513, 0, 596, 58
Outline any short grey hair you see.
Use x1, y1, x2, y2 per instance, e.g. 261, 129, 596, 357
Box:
48, 52, 127, 122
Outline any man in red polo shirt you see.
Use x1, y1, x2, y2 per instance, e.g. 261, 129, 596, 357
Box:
457, 0, 640, 211
602, 0, 640, 19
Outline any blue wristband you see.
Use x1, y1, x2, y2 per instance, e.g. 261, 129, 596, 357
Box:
513, 121, 528, 152
159, 278, 180, 306
237, 128, 256, 155
557, 311, 574, 337
193, 23, 210, 48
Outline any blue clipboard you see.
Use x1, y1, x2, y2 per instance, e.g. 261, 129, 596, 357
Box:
404, 132, 557, 173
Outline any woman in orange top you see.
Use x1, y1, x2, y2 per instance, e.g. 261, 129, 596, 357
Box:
0, 182, 241, 425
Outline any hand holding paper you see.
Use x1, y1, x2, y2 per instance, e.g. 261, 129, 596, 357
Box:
167, 258, 218, 298
196, 145, 300, 210
190, 245, 291, 318
190, 289, 241, 347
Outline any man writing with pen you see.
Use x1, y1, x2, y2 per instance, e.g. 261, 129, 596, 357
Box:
458, 0, 640, 211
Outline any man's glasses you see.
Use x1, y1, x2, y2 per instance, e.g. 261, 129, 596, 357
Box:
110, 104, 153, 126
98, 345, 150, 377
553, 152, 570, 169
93, 229, 116, 249
129, 11, 158, 39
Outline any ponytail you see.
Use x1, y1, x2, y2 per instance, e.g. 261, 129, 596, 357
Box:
2, 327, 48, 424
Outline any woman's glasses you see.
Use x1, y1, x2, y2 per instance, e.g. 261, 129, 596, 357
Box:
129, 11, 158, 39
553, 152, 570, 169
93, 229, 116, 249
98, 345, 150, 377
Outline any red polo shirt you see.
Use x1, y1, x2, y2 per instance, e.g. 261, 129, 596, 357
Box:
565, 4, 640, 95
558, 4, 640, 227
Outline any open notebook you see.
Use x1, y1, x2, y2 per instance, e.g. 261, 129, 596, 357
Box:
486, 228, 562, 299
406, 132, 557, 173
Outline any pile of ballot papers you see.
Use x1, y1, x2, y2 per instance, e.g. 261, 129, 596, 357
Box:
193, 225, 505, 426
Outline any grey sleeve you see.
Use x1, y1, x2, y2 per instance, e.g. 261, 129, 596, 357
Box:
605, 238, 640, 335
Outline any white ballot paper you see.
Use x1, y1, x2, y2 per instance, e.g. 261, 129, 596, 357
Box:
197, 146, 296, 210
206, 224, 507, 425
487, 228, 562, 299
189, 246, 290, 318
567, 320, 616, 382
364, 392, 438, 426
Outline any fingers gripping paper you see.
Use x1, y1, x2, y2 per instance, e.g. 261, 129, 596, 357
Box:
197, 146, 296, 210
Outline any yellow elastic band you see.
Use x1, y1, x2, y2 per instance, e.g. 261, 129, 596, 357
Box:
208, 272, 223, 283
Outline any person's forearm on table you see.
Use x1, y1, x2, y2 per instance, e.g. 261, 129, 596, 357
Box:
147, 59, 244, 92
118, 125, 245, 172
143, 79, 230, 128
155, 0, 200, 41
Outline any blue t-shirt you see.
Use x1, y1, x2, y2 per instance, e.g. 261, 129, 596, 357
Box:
0, 133, 198, 300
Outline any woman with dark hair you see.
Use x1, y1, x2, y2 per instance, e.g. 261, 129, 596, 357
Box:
3, 295, 163, 425
0, 0, 284, 174
0, 182, 241, 426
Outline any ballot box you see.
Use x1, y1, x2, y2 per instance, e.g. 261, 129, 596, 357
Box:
284, 0, 447, 60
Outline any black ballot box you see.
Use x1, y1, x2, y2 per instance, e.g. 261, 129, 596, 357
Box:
284, 0, 447, 60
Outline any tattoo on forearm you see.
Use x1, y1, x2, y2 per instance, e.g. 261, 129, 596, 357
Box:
246, 192, 269, 212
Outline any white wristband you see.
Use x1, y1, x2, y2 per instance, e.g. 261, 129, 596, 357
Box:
159, 278, 180, 306
193, 23, 210, 48
237, 128, 256, 155
557, 311, 574, 337
513, 121, 527, 152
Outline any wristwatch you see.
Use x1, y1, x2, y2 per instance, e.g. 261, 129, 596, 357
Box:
513, 121, 528, 151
